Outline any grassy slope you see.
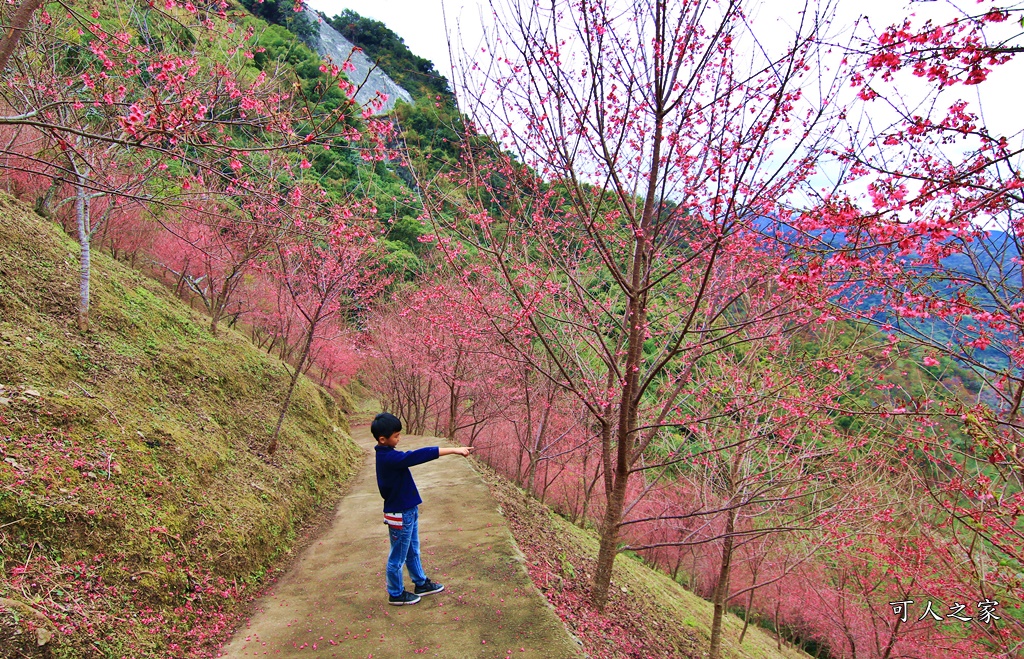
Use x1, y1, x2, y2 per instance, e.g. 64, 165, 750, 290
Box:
0, 193, 361, 658
482, 466, 812, 659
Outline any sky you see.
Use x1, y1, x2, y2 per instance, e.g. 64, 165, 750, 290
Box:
305, 0, 484, 84
305, 0, 1023, 211
304, 0, 1023, 136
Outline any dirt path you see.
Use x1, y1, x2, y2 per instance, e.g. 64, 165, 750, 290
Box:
217, 428, 582, 659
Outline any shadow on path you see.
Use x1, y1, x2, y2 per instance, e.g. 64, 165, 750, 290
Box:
218, 428, 582, 658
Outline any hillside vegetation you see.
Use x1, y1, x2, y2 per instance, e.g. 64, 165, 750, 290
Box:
482, 465, 813, 659
0, 193, 362, 657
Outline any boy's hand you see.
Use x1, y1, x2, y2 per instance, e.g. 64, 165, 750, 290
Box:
439, 446, 475, 457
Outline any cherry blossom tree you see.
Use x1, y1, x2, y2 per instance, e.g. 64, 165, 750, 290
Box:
364, 282, 508, 440
425, 0, 858, 610
0, 0, 373, 331
363, 312, 443, 434
267, 196, 387, 454
788, 4, 1024, 642
148, 159, 302, 335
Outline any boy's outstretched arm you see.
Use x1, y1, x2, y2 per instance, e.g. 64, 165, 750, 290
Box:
438, 446, 473, 457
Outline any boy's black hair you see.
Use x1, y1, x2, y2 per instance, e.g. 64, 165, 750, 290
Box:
371, 412, 403, 441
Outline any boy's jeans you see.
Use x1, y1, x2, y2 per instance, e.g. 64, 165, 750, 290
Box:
386, 505, 427, 597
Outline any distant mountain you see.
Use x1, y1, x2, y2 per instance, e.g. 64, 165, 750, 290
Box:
937, 230, 1021, 282
752, 214, 1020, 290
754, 215, 1022, 367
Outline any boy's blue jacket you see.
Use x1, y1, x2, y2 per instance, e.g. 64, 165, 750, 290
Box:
374, 445, 439, 512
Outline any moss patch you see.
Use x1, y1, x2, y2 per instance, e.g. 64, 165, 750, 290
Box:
0, 193, 361, 658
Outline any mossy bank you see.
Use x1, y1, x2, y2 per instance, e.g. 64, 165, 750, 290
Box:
482, 465, 813, 659
0, 193, 362, 658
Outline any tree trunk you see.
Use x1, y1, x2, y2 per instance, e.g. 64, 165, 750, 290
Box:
210, 276, 233, 335
526, 403, 550, 495
739, 560, 761, 645
775, 599, 783, 650
591, 466, 628, 609
739, 590, 755, 645
33, 179, 57, 219
75, 177, 91, 332
268, 319, 316, 455
210, 308, 222, 336
0, 0, 44, 73
709, 507, 737, 659
447, 381, 458, 441
591, 427, 637, 602
590, 185, 649, 606
446, 351, 463, 440
539, 459, 555, 504
880, 615, 902, 659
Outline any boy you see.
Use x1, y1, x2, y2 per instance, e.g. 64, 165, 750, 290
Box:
371, 412, 474, 605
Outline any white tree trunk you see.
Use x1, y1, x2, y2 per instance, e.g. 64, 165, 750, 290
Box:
75, 175, 91, 332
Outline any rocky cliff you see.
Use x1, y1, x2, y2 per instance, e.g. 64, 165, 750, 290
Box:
303, 8, 413, 114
